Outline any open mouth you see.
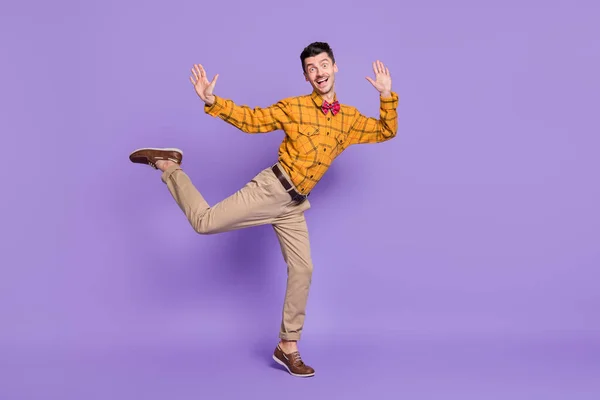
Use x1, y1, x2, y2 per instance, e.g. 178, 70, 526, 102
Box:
316, 77, 328, 88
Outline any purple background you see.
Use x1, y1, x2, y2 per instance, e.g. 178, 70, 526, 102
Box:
2, 0, 599, 398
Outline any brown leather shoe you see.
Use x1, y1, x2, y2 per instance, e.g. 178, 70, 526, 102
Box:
272, 345, 315, 377
129, 147, 183, 169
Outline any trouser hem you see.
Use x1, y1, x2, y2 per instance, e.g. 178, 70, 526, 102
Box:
161, 164, 182, 183
279, 332, 301, 341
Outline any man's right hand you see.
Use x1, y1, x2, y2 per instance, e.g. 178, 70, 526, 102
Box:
190, 64, 219, 106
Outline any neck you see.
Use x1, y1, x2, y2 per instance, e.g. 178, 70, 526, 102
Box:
321, 91, 335, 103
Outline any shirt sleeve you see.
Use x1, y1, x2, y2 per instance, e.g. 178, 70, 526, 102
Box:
347, 92, 399, 145
204, 95, 292, 134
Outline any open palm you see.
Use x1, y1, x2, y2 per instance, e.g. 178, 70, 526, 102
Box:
366, 60, 392, 95
190, 64, 219, 104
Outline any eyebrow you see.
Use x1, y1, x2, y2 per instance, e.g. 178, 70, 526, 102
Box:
306, 59, 330, 68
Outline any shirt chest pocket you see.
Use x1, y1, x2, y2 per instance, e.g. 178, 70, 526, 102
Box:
298, 125, 320, 137
334, 132, 349, 152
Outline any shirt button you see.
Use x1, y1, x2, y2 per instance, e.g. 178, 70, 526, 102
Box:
318, 162, 321, 165
310, 175, 313, 178
328, 117, 331, 121
327, 132, 330, 135
323, 148, 326, 152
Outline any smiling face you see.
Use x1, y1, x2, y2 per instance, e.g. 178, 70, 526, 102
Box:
303, 52, 338, 97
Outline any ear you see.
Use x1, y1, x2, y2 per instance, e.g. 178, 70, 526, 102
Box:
304, 73, 309, 82
333, 63, 339, 73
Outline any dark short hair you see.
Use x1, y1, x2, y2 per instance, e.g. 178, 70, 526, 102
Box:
300, 42, 335, 72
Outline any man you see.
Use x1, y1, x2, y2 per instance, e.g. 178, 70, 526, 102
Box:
129, 42, 398, 377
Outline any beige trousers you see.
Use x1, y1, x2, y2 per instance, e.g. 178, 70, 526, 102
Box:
161, 163, 313, 341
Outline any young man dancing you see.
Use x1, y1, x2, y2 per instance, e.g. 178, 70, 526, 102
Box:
129, 42, 399, 377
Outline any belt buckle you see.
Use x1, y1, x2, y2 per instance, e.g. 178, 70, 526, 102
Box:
291, 191, 307, 203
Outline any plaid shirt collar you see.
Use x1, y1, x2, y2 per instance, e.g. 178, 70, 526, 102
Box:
310, 90, 339, 110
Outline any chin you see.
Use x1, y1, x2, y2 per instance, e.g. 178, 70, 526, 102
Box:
317, 85, 333, 94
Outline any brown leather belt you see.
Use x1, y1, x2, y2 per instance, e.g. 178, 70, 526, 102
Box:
271, 164, 308, 203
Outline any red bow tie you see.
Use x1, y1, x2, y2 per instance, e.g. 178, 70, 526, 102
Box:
322, 100, 340, 116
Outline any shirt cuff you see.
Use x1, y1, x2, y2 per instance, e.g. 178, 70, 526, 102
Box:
380, 91, 399, 110
204, 95, 225, 116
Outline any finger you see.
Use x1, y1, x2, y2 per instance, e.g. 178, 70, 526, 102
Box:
193, 64, 200, 79
378, 60, 385, 74
385, 66, 390, 76
198, 64, 207, 78
372, 61, 378, 75
191, 67, 199, 81
209, 74, 219, 89
189, 76, 195, 85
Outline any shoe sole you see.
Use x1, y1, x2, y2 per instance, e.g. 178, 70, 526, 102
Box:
272, 355, 315, 377
129, 147, 183, 156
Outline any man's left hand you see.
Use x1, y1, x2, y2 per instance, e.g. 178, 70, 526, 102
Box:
366, 60, 392, 97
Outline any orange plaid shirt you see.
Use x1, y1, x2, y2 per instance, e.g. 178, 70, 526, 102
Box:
204, 90, 399, 194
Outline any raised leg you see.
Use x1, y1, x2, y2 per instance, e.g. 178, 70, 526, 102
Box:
161, 164, 293, 234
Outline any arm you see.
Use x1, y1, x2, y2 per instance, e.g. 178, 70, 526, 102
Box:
190, 63, 290, 133
348, 92, 399, 144
347, 60, 399, 145
204, 95, 291, 134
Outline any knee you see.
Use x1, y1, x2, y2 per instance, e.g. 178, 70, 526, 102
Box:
190, 210, 219, 235
289, 261, 313, 279
193, 224, 217, 235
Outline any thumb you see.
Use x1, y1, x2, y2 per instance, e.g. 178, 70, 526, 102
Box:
366, 76, 376, 87
209, 74, 219, 90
